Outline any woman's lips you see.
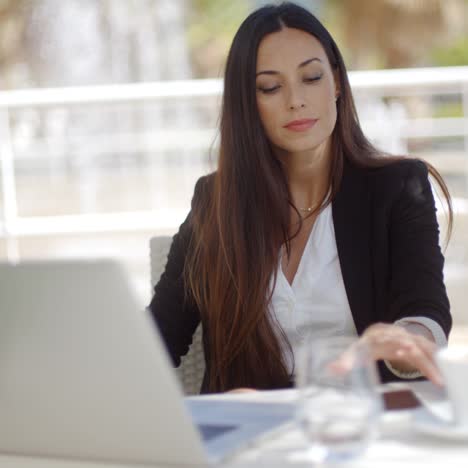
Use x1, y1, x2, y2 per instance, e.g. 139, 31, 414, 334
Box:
283, 118, 318, 132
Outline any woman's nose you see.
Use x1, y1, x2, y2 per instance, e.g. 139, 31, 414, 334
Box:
289, 102, 305, 110
287, 87, 306, 110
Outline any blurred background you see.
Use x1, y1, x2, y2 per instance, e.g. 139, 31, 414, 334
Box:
0, 0, 467, 340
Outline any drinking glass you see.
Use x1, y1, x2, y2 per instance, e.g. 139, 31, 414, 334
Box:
295, 336, 382, 465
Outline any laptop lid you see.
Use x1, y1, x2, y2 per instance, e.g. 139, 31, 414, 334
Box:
0, 259, 207, 466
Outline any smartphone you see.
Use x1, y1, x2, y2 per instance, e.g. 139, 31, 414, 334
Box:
382, 389, 422, 410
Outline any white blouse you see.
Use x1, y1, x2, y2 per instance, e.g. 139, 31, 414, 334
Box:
269, 202, 447, 378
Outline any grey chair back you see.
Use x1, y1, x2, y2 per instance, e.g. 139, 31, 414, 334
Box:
149, 236, 205, 395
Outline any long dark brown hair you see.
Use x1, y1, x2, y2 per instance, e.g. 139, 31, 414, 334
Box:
185, 2, 453, 392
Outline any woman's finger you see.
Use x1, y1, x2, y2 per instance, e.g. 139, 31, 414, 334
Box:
392, 341, 443, 386
413, 334, 437, 360
387, 337, 442, 385
394, 334, 440, 381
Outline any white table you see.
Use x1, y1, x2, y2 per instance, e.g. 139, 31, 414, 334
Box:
0, 382, 466, 468
230, 381, 468, 467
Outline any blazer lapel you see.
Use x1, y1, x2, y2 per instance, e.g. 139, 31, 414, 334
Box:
332, 160, 374, 335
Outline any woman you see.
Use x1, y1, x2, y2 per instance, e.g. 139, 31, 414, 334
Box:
150, 2, 452, 393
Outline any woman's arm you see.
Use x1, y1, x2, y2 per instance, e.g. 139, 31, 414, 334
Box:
386, 159, 451, 331
362, 160, 452, 385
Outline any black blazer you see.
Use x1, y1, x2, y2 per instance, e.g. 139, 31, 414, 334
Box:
150, 158, 452, 392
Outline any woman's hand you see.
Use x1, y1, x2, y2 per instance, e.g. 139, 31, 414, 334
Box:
360, 322, 443, 386
225, 388, 257, 394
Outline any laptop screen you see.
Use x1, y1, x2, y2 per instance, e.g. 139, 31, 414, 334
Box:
197, 423, 238, 441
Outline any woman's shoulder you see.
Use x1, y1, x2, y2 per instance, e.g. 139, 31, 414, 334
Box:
193, 172, 216, 194
190, 172, 216, 211
354, 157, 429, 194
343, 157, 431, 207
364, 157, 428, 179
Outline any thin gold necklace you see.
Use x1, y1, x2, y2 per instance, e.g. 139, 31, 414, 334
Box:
296, 205, 318, 220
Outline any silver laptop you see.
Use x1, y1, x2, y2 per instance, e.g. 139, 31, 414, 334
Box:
0, 259, 294, 466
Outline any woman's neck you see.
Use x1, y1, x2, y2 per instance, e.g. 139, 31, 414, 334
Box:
280, 143, 332, 212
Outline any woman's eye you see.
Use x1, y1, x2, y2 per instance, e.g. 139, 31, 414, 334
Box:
257, 85, 281, 94
304, 75, 322, 83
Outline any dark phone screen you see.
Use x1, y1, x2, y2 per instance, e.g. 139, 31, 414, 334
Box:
383, 389, 422, 410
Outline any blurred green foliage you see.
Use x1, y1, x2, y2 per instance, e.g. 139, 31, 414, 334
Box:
431, 36, 468, 67
187, 0, 250, 77
433, 102, 464, 119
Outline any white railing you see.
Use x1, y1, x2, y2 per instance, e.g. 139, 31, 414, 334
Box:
1, 66, 468, 261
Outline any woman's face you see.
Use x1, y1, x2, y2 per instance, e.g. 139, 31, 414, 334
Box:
255, 27, 339, 158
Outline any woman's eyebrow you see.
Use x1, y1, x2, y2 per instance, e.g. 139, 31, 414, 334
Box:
256, 57, 322, 77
